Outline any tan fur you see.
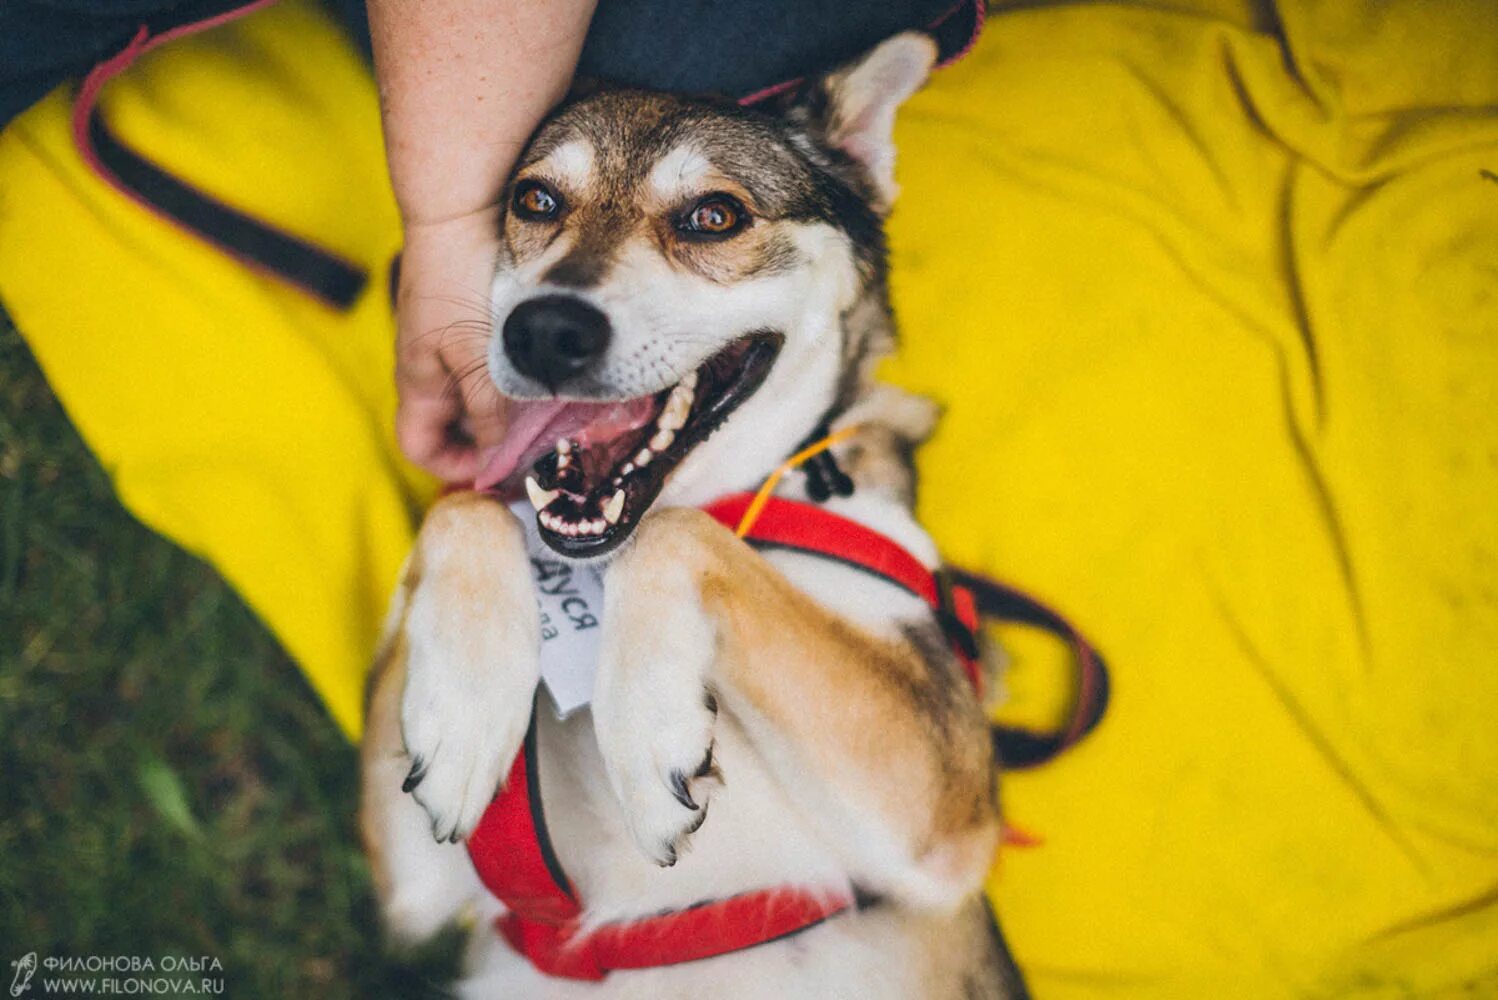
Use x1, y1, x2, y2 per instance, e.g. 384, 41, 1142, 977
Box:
611, 507, 998, 897
359, 629, 407, 906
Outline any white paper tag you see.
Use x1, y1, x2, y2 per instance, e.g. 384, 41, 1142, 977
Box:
510, 501, 606, 719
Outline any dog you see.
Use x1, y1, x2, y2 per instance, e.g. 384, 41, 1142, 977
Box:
360, 32, 1027, 998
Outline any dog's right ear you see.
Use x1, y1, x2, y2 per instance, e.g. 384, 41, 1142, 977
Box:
785, 32, 938, 212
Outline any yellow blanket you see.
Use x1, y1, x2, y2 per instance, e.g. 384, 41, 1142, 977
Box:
2, 1, 1494, 995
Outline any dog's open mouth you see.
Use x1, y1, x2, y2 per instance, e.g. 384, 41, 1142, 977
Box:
476, 332, 783, 557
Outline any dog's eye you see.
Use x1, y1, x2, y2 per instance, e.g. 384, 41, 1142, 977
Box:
679, 195, 746, 238
513, 180, 562, 221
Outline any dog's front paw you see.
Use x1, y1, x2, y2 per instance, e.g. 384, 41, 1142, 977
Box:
593, 513, 725, 866
397, 496, 542, 843
401, 641, 537, 844
595, 652, 721, 867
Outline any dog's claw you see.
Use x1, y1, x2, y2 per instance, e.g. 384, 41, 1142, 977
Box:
669, 769, 699, 811
684, 801, 710, 836
402, 756, 427, 794
693, 744, 716, 779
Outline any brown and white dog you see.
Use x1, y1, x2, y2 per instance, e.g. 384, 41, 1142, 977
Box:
361, 33, 1027, 998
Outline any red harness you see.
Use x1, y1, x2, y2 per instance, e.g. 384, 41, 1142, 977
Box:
464, 492, 983, 981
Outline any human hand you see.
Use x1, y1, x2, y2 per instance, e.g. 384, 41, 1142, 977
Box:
393, 208, 509, 483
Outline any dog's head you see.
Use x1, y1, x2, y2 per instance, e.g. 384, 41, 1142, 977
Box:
477, 33, 937, 557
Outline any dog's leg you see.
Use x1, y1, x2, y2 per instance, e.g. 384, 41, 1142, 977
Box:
591, 508, 998, 909
360, 493, 539, 940
361, 636, 487, 944
390, 492, 542, 842
592, 539, 724, 869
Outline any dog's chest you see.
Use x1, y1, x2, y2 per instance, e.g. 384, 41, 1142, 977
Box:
531, 703, 850, 925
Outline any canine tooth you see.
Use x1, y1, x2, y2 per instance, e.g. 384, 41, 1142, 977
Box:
603, 489, 625, 525
635, 449, 653, 467
682, 371, 698, 390
526, 476, 560, 511
556, 439, 571, 455
557, 453, 571, 469
649, 428, 675, 451
659, 387, 691, 431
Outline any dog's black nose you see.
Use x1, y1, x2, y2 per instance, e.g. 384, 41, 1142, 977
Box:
502, 295, 611, 388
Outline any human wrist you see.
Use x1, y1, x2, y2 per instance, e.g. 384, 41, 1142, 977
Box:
399, 202, 501, 236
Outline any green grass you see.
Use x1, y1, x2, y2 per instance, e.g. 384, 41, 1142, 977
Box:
0, 309, 460, 996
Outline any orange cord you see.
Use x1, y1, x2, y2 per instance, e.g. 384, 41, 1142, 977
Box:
735, 425, 863, 537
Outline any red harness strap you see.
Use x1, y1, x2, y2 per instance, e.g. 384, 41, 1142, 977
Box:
465, 494, 982, 981
703, 493, 985, 692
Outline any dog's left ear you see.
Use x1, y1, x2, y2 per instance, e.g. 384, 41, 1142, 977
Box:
805, 32, 938, 212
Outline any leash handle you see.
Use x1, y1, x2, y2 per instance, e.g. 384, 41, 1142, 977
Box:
951, 570, 1111, 770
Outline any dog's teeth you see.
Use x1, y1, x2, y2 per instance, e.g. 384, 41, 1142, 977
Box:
621, 462, 634, 476
526, 476, 560, 512
556, 439, 571, 455
682, 371, 699, 390
603, 490, 625, 525
557, 453, 571, 469
649, 428, 675, 452
635, 449, 653, 467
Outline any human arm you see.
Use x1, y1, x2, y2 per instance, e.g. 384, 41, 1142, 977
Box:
367, 0, 596, 480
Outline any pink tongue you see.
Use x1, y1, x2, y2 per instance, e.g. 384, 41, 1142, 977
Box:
474, 396, 658, 491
